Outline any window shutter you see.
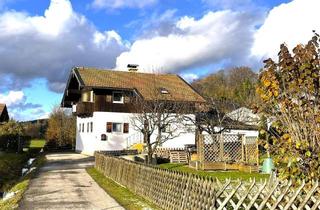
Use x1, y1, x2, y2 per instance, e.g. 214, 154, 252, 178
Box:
123, 123, 129, 133
107, 122, 112, 133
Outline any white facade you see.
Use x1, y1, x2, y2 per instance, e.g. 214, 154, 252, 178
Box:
76, 112, 197, 155
226, 107, 260, 126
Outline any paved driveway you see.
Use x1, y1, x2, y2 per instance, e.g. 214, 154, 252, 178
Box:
19, 152, 124, 210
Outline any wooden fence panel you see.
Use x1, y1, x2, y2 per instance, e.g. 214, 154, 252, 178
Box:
94, 152, 320, 210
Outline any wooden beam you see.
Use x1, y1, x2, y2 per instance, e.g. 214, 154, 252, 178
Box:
67, 89, 81, 96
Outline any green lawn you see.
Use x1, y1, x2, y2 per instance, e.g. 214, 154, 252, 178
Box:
158, 163, 269, 181
0, 139, 46, 209
87, 168, 160, 210
0, 153, 30, 191
0, 155, 46, 210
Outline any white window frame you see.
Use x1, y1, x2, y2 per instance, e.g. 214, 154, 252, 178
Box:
112, 91, 124, 104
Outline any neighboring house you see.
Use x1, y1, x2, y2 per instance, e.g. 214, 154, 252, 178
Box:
226, 107, 260, 126
0, 104, 9, 123
61, 67, 205, 155
197, 109, 259, 138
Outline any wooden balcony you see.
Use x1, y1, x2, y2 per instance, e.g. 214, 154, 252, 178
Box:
75, 102, 94, 117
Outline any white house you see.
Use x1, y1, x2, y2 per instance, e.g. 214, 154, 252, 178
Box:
61, 67, 206, 155
226, 107, 260, 126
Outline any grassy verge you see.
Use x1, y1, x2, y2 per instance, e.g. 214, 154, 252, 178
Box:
0, 139, 46, 209
87, 167, 160, 210
0, 153, 29, 191
158, 163, 269, 181
0, 155, 46, 210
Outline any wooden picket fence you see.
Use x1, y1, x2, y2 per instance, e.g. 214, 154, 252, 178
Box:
95, 152, 320, 210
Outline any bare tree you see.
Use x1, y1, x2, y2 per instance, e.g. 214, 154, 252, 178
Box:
185, 98, 254, 138
130, 87, 192, 164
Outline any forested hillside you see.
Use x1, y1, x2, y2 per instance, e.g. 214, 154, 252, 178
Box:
192, 67, 258, 108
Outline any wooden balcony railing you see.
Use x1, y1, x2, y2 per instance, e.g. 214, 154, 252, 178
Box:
76, 102, 94, 117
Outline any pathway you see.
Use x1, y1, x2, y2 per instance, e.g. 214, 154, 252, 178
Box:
19, 152, 124, 210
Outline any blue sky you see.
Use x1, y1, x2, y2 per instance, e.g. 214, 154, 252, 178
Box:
0, 0, 318, 121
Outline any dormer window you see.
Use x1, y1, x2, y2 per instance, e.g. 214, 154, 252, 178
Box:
113, 91, 124, 103
160, 88, 169, 94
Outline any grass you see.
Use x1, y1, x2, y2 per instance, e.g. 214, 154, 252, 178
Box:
0, 139, 46, 209
87, 167, 160, 210
0, 155, 46, 210
158, 163, 269, 181
0, 153, 29, 191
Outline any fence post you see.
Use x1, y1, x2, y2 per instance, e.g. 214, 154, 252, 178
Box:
219, 134, 224, 161
256, 138, 259, 166
241, 135, 245, 163
198, 135, 203, 163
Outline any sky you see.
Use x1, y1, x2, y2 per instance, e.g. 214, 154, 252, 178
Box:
0, 0, 319, 121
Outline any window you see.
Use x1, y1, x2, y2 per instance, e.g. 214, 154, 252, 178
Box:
87, 122, 89, 132
123, 123, 129, 133
106, 122, 127, 133
107, 122, 112, 133
90, 122, 93, 133
112, 92, 124, 103
82, 123, 84, 132
79, 123, 81, 132
101, 134, 107, 141
113, 123, 122, 132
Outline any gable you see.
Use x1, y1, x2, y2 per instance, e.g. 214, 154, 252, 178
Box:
0, 104, 9, 122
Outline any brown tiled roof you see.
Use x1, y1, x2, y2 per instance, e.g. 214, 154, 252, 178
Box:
75, 67, 205, 103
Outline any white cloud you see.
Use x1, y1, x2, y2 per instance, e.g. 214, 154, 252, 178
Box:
0, 91, 24, 106
92, 0, 157, 9
252, 0, 320, 60
0, 0, 128, 92
181, 73, 199, 82
116, 10, 260, 73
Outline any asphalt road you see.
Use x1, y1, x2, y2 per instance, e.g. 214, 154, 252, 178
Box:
19, 152, 124, 210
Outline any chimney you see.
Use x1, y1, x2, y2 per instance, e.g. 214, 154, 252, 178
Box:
127, 64, 139, 72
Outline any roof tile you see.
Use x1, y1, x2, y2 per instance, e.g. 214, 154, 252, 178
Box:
76, 67, 205, 103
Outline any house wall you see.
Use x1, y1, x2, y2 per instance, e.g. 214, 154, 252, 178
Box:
76, 112, 197, 155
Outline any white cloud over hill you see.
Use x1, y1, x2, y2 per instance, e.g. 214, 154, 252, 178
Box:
0, 0, 127, 92
116, 10, 261, 73
0, 91, 24, 106
252, 0, 320, 61
0, 0, 319, 95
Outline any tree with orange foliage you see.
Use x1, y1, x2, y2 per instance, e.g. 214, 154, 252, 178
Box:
257, 33, 320, 182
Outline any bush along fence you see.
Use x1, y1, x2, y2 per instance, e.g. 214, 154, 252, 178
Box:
95, 152, 320, 210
